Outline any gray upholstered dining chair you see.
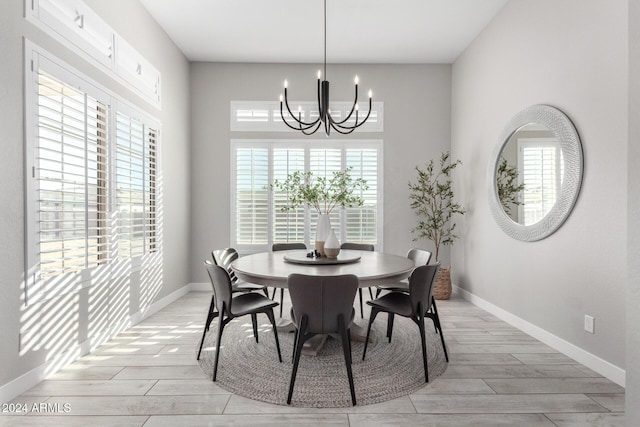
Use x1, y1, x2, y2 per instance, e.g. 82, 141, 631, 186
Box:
362, 263, 444, 383
271, 242, 307, 317
287, 273, 359, 405
375, 248, 432, 298
340, 242, 374, 318
201, 260, 282, 381
370, 248, 448, 362
212, 248, 269, 297
196, 248, 271, 360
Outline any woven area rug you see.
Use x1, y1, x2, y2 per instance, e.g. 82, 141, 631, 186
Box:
197, 315, 448, 407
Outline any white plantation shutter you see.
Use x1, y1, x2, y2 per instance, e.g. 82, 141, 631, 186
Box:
115, 111, 158, 259
309, 148, 342, 239
232, 141, 382, 251
36, 69, 109, 279
26, 45, 162, 297
273, 148, 305, 243
519, 141, 563, 226
236, 147, 269, 245
346, 149, 378, 245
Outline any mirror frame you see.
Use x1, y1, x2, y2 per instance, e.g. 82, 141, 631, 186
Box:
488, 104, 583, 241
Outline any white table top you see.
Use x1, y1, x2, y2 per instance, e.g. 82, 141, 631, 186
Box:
231, 250, 415, 288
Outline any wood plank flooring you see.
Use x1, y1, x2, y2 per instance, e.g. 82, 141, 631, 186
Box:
1, 292, 625, 426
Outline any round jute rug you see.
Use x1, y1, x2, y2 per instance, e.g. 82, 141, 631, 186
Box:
196, 315, 448, 407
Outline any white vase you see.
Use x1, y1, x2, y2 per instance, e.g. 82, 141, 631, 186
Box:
324, 228, 340, 258
315, 214, 331, 256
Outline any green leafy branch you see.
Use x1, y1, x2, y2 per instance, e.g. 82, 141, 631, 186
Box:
271, 167, 369, 215
496, 157, 525, 216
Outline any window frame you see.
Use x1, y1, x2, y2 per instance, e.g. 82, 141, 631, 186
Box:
230, 139, 384, 254
230, 101, 384, 133
24, 41, 161, 302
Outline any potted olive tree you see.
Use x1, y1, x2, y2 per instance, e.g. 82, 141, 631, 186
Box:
271, 167, 368, 256
408, 151, 465, 299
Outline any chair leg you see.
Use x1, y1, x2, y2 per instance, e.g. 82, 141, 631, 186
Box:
212, 311, 227, 382
338, 314, 356, 406
368, 287, 374, 300
251, 313, 259, 343
265, 309, 282, 363
262, 287, 269, 298
363, 308, 379, 360
291, 325, 298, 363
359, 289, 364, 319
347, 328, 353, 364
279, 288, 284, 317
417, 304, 429, 383
430, 297, 449, 362
197, 295, 217, 360
287, 316, 307, 405
375, 287, 381, 299
386, 313, 395, 343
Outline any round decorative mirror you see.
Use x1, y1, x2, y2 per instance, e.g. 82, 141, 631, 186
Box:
488, 105, 583, 241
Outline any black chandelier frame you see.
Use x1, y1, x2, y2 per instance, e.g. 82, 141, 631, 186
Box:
279, 0, 373, 136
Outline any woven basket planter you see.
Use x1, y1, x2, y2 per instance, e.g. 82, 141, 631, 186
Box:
433, 267, 452, 300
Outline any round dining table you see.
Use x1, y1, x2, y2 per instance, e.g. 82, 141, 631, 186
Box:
231, 249, 415, 354
231, 249, 415, 288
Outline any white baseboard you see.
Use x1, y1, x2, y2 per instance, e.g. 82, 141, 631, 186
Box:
0, 283, 194, 404
190, 282, 210, 292
454, 285, 626, 387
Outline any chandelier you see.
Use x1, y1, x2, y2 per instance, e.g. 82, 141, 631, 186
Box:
279, 0, 373, 136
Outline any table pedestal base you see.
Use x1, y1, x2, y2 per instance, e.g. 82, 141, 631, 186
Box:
276, 318, 370, 356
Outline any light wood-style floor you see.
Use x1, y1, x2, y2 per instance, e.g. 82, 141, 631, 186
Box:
1, 291, 625, 426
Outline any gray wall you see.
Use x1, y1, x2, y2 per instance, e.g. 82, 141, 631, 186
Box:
189, 63, 451, 283
452, 0, 627, 374
627, 0, 639, 422
0, 0, 190, 390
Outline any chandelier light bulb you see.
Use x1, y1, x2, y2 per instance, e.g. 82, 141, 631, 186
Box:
284, 79, 288, 88
355, 104, 359, 111
368, 90, 373, 98
279, 94, 283, 102
354, 75, 359, 85
317, 70, 322, 79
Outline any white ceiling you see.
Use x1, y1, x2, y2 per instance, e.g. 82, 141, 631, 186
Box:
139, 0, 510, 64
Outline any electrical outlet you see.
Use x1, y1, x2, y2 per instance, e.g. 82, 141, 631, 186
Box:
584, 315, 595, 334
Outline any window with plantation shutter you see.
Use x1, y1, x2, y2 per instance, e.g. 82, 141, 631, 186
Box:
235, 147, 270, 245
35, 69, 109, 278
231, 140, 383, 252
309, 148, 342, 241
518, 140, 564, 226
345, 148, 378, 245
115, 111, 158, 259
273, 148, 305, 243
25, 42, 161, 299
